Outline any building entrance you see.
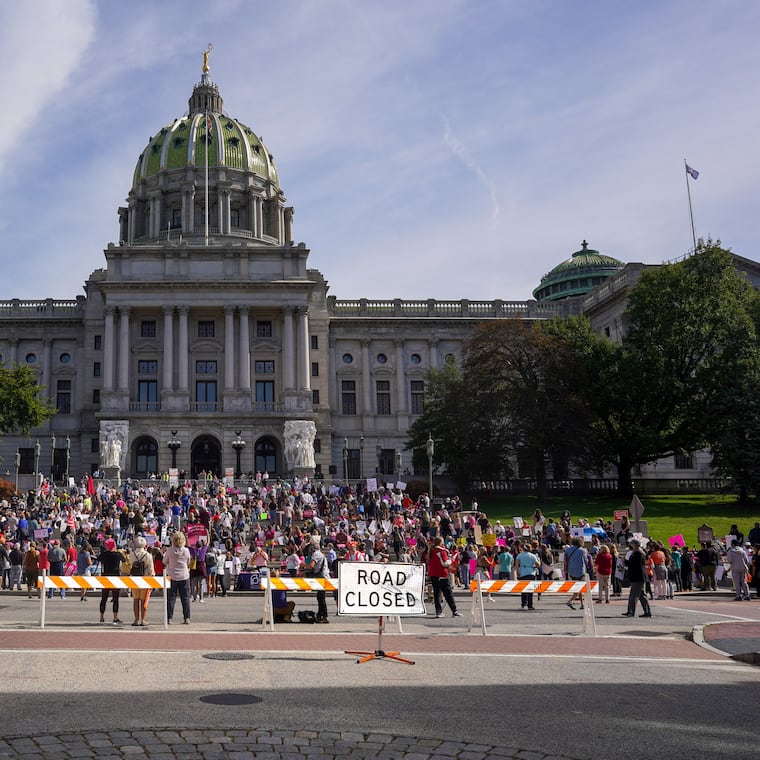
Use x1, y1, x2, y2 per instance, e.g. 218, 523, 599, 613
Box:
191, 435, 221, 479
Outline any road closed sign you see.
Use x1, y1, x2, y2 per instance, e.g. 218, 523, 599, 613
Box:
338, 562, 426, 616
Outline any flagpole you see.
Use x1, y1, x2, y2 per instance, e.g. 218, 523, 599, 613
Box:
684, 159, 697, 253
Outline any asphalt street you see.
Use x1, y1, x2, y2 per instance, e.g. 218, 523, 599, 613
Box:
0, 588, 758, 760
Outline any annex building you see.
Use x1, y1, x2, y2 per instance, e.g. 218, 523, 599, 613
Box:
3, 60, 759, 489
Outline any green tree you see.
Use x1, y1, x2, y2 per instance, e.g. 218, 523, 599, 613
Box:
0, 364, 57, 436
584, 241, 758, 496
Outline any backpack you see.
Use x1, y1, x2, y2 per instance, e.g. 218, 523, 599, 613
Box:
298, 610, 317, 624
130, 551, 147, 576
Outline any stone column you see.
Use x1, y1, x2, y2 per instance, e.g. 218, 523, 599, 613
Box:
282, 306, 294, 390
42, 339, 51, 399
118, 307, 130, 392
163, 307, 174, 391
104, 307, 115, 392
224, 306, 235, 391
361, 338, 371, 414
284, 207, 294, 242
297, 307, 310, 391
248, 191, 257, 236
239, 307, 251, 391
429, 339, 439, 369
395, 339, 407, 414
128, 201, 136, 244
178, 307, 189, 391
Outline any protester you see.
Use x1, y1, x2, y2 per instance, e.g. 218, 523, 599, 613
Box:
163, 530, 191, 624
622, 539, 652, 618
97, 538, 123, 624
129, 536, 155, 626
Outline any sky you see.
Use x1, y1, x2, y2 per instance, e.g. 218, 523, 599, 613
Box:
1, 0, 759, 302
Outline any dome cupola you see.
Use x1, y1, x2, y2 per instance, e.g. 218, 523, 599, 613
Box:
533, 240, 624, 301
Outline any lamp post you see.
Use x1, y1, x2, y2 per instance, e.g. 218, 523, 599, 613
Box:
395, 450, 402, 485
231, 431, 246, 479
359, 435, 365, 480
167, 431, 182, 470
376, 444, 382, 479
14, 450, 20, 493
426, 432, 434, 500
65, 436, 71, 485
342, 437, 349, 483
34, 440, 41, 487
50, 434, 56, 482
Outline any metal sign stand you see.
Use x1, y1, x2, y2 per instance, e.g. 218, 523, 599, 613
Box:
345, 615, 415, 665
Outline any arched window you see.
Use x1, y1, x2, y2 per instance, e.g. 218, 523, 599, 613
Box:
135, 437, 158, 476
255, 437, 277, 475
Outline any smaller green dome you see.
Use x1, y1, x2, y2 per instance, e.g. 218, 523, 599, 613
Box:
533, 241, 624, 302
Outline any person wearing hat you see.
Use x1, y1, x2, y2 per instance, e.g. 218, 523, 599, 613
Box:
622, 539, 652, 618
97, 538, 124, 624
129, 536, 155, 625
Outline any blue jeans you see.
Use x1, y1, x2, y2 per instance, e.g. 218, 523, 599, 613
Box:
167, 578, 191, 621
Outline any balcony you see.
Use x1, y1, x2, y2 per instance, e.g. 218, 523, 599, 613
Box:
129, 402, 161, 413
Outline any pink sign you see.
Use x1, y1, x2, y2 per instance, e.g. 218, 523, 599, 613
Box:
668, 534, 685, 548
185, 524, 208, 547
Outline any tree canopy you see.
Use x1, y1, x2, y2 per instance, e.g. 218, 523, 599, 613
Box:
0, 364, 57, 437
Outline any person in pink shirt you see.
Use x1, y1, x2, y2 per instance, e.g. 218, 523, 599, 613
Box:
595, 544, 613, 603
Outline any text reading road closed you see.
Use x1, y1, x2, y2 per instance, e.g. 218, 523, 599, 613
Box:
338, 561, 426, 616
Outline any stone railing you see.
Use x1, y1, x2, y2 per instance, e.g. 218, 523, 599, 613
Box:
0, 298, 85, 318
327, 297, 565, 319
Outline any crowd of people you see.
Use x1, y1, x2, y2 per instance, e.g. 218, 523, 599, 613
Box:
1, 474, 759, 625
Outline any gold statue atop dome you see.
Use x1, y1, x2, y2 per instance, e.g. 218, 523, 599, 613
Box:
202, 43, 213, 74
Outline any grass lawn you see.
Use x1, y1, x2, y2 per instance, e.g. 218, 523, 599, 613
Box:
476, 493, 760, 548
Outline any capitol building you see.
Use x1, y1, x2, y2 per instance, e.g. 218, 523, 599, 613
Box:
3, 59, 759, 489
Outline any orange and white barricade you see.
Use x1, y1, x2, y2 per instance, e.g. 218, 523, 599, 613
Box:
38, 571, 168, 629
468, 577, 599, 636
260, 576, 338, 630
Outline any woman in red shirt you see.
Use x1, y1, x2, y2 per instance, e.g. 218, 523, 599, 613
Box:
595, 544, 613, 603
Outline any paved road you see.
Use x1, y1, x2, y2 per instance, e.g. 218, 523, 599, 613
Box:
0, 589, 758, 760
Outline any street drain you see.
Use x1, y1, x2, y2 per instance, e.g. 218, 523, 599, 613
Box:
200, 693, 263, 706
202, 652, 255, 660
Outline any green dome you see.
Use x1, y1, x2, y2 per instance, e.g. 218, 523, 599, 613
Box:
533, 241, 624, 301
131, 78, 280, 193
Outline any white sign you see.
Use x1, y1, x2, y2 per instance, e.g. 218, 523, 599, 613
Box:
338, 561, 426, 616
366, 477, 378, 493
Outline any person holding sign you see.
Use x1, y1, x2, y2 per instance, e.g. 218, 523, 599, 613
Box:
426, 537, 461, 618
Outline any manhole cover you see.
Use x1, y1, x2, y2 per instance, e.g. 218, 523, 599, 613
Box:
203, 652, 255, 660
200, 693, 263, 706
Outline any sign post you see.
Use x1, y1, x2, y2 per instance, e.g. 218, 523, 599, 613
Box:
339, 561, 425, 665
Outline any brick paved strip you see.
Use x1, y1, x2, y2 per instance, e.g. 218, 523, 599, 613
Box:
0, 629, 721, 659
0, 729, 590, 760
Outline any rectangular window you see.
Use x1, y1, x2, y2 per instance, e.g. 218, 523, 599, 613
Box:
313, 438, 321, 454
674, 452, 695, 470
345, 449, 361, 480
138, 360, 158, 374
56, 380, 72, 414
378, 448, 396, 475
91, 438, 99, 454
410, 380, 425, 415
254, 360, 275, 374
256, 320, 273, 338
198, 320, 215, 338
93, 362, 101, 377
196, 360, 218, 374
311, 361, 319, 377
141, 320, 157, 337
376, 380, 391, 415
196, 380, 217, 411
94, 335, 102, 350
138, 380, 158, 410
171, 208, 182, 228
230, 208, 240, 227
341, 380, 356, 415
92, 389, 100, 404
312, 389, 320, 406
310, 335, 319, 350
255, 380, 275, 410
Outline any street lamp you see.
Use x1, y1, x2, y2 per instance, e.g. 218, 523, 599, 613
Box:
65, 436, 71, 485
231, 431, 246, 479
14, 450, 20, 493
395, 450, 402, 485
342, 437, 349, 482
50, 434, 56, 482
167, 431, 182, 469
359, 435, 365, 480
426, 432, 434, 500
34, 440, 41, 487
376, 444, 382, 478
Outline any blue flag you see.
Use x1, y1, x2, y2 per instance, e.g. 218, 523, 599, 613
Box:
685, 163, 699, 180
